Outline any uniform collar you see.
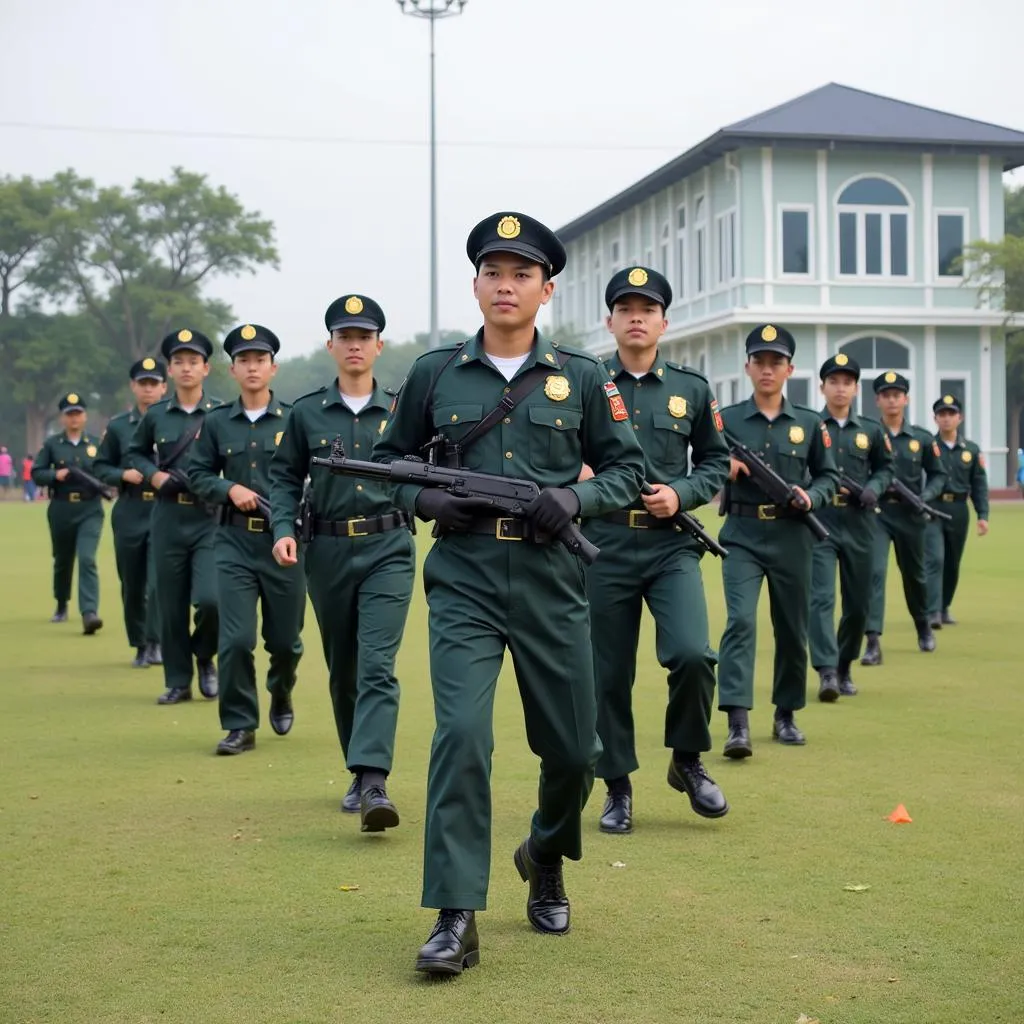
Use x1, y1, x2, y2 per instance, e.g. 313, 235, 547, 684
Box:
884, 418, 913, 437
321, 379, 390, 412
168, 391, 214, 412
604, 348, 669, 383
934, 431, 963, 448
820, 406, 862, 427
743, 395, 795, 420
458, 329, 565, 373
228, 390, 285, 420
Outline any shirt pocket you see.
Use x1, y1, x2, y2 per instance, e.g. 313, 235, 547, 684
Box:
650, 413, 692, 476
433, 404, 485, 446
774, 443, 810, 484
840, 443, 869, 480
528, 405, 582, 469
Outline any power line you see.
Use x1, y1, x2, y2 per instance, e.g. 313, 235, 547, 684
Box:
0, 119, 680, 153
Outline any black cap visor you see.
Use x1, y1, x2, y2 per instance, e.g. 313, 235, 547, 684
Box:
747, 341, 792, 357
328, 317, 380, 333
607, 285, 668, 310
167, 341, 209, 359
475, 240, 551, 271
230, 339, 275, 356
132, 372, 165, 382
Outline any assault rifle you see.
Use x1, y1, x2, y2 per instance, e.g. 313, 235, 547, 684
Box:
725, 436, 830, 541
67, 466, 116, 501
837, 474, 881, 515
310, 439, 600, 565
641, 482, 728, 558
886, 478, 953, 522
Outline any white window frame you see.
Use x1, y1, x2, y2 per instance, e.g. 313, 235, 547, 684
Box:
660, 221, 671, 279
936, 372, 972, 436
835, 332, 915, 418
593, 254, 603, 325
778, 203, 814, 278
694, 195, 708, 295
715, 208, 737, 286
934, 208, 970, 284
834, 175, 914, 281
784, 374, 814, 408
675, 204, 687, 304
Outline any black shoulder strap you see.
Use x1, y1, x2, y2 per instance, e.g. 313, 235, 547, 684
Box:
157, 417, 204, 470
457, 350, 570, 455
423, 344, 469, 436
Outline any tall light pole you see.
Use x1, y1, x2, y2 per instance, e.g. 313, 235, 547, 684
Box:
396, 0, 467, 349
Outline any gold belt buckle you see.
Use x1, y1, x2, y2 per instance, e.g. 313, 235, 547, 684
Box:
68, 492, 81, 503
494, 517, 522, 541
347, 516, 368, 538
757, 504, 776, 520
628, 509, 648, 529
177, 494, 194, 505
247, 517, 266, 533
142, 491, 154, 502
942, 494, 955, 503
832, 494, 847, 507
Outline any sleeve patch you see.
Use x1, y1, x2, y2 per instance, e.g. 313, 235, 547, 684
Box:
710, 398, 724, 432
602, 380, 629, 422
932, 442, 941, 458
820, 421, 832, 448
979, 453, 986, 469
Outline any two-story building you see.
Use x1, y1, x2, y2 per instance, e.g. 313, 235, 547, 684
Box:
553, 83, 1024, 487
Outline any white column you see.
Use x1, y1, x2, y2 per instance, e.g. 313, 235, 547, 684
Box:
978, 155, 991, 240
762, 147, 774, 305
922, 154, 934, 307
815, 323, 828, 372
980, 325, 992, 454
816, 149, 829, 306
923, 325, 937, 425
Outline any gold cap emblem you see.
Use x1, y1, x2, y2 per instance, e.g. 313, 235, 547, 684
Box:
177, 329, 193, 343
962, 450, 973, 463
67, 393, 80, 404
344, 296, 364, 315
909, 439, 921, 453
788, 425, 805, 444
761, 325, 778, 342
240, 325, 257, 341
496, 215, 521, 239
142, 358, 156, 370
668, 396, 687, 418
86, 445, 97, 458
627, 267, 649, 287
855, 432, 869, 450
835, 353, 849, 366
943, 394, 955, 405
544, 375, 571, 402
884, 371, 897, 384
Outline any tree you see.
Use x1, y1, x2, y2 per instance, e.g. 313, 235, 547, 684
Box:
1005, 183, 1024, 239
0, 175, 59, 318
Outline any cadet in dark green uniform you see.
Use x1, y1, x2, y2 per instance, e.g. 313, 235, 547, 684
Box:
128, 330, 222, 704
861, 372, 947, 665
94, 358, 167, 667
717, 326, 838, 756
31, 393, 106, 634
374, 212, 644, 976
808, 354, 893, 700
189, 325, 305, 755
925, 394, 989, 627
580, 266, 729, 836
269, 296, 414, 824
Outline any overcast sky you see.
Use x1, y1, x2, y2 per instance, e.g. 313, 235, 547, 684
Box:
3, 0, 1023, 355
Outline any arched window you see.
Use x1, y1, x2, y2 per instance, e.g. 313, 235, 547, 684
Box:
838, 335, 912, 415
837, 177, 910, 278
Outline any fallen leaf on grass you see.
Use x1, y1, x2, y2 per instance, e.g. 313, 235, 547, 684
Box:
796, 1015, 820, 1024
843, 884, 871, 892
232, 831, 243, 840
609, 861, 627, 869
175, 778, 185, 784
337, 885, 360, 892
887, 977, 898, 983
29, 795, 38, 800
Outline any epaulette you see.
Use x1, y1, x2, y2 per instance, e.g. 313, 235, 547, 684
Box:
665, 360, 710, 382
107, 409, 132, 423
202, 396, 222, 411
293, 385, 329, 405
793, 403, 824, 420
549, 342, 599, 364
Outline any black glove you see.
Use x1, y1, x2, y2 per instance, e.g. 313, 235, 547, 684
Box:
526, 487, 580, 534
415, 489, 493, 529
859, 486, 878, 510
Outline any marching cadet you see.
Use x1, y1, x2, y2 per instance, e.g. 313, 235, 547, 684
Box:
31, 392, 106, 633
189, 325, 305, 756
717, 326, 837, 756
94, 358, 167, 667
269, 297, 414, 823
808, 354, 893, 699
925, 394, 989, 627
128, 330, 222, 705
582, 266, 730, 836
373, 212, 644, 976
861, 372, 947, 665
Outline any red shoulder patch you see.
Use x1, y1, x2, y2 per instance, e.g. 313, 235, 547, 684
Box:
710, 398, 724, 432
932, 442, 941, 458
820, 421, 831, 448
603, 380, 629, 422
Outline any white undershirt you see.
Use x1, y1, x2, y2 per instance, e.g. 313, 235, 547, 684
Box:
179, 403, 197, 414
628, 370, 646, 380
68, 437, 82, 446
340, 392, 371, 415
487, 353, 531, 382
834, 417, 848, 428
943, 439, 957, 450
243, 406, 267, 423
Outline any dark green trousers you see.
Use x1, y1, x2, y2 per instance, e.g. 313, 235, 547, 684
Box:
421, 536, 600, 912
809, 504, 877, 669
865, 503, 928, 634
717, 518, 813, 712
150, 500, 219, 691
584, 521, 715, 779
305, 529, 414, 772
925, 502, 970, 616
47, 499, 103, 615
111, 495, 159, 647
215, 526, 306, 731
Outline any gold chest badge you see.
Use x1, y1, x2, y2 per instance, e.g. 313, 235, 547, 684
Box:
668, 396, 687, 418
909, 439, 921, 453
86, 445, 97, 458
788, 425, 805, 444
961, 450, 973, 463
854, 432, 869, 450
544, 375, 571, 401
274, 431, 283, 446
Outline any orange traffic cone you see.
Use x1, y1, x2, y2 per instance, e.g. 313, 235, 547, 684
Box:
886, 804, 912, 823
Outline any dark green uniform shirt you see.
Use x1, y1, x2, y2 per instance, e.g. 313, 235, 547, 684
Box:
31, 432, 105, 497
720, 397, 838, 508
933, 434, 989, 518
373, 331, 645, 516
269, 380, 396, 542
602, 351, 729, 511
94, 408, 155, 497
820, 409, 894, 494
883, 420, 946, 502
126, 392, 222, 486
188, 392, 290, 507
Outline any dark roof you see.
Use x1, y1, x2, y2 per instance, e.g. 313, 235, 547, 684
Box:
558, 84, 1024, 242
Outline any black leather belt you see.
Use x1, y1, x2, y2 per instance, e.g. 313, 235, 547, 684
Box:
122, 483, 156, 501
313, 511, 412, 538
442, 516, 550, 543
940, 493, 967, 503
51, 491, 100, 503
221, 507, 272, 533
728, 502, 799, 521
157, 490, 198, 505
599, 509, 675, 529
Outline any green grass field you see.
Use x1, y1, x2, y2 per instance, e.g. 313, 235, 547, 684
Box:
1, 501, 1021, 1024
